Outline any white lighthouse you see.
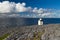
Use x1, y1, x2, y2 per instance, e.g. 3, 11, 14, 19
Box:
38, 18, 43, 25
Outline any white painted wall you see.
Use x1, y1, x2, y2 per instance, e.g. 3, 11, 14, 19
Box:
38, 18, 43, 25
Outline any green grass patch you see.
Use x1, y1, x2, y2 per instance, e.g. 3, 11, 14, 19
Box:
33, 30, 45, 40
0, 33, 10, 40
27, 30, 45, 40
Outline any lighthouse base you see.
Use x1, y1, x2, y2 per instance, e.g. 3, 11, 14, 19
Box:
38, 21, 43, 25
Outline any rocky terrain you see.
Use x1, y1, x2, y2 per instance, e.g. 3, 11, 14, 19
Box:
0, 24, 60, 40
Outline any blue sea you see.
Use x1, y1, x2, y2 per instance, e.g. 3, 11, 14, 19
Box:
23, 18, 60, 25
17, 18, 60, 25
0, 18, 60, 26
41, 18, 60, 24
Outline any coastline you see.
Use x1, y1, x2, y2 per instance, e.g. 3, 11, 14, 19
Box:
0, 24, 60, 40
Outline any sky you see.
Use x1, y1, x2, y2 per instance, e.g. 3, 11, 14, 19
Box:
0, 0, 60, 18
1, 0, 59, 9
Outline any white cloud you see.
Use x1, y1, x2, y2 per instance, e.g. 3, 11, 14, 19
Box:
22, 2, 26, 6
0, 1, 59, 18
16, 3, 26, 12
8, 14, 20, 17
33, 7, 38, 13
38, 8, 44, 13
32, 8, 54, 18
0, 1, 27, 13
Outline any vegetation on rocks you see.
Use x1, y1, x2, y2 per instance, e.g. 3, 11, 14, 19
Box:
0, 33, 10, 40
33, 31, 45, 40
0, 24, 60, 40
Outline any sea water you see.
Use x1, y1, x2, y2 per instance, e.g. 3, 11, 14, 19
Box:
0, 18, 60, 26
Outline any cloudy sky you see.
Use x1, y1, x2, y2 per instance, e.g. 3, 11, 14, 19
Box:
0, 0, 60, 18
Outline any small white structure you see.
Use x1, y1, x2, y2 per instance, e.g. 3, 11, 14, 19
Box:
38, 18, 43, 25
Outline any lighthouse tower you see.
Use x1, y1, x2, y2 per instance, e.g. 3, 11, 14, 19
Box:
38, 18, 43, 25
